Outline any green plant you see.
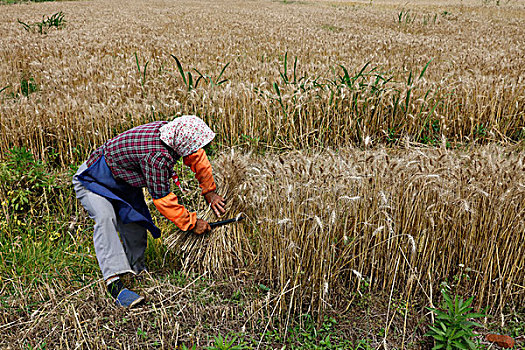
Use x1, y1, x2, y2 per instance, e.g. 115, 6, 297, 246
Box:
20, 75, 38, 97
422, 13, 438, 26
144, 234, 179, 272
321, 24, 343, 32
267, 314, 358, 350
23, 341, 47, 350
137, 327, 148, 340
181, 345, 197, 350
0, 85, 9, 94
262, 314, 357, 349
474, 124, 487, 138
397, 9, 416, 24
425, 289, 487, 349
397, 9, 439, 26
194, 62, 230, 89
386, 126, 400, 144
419, 119, 441, 144
206, 334, 249, 350
0, 147, 54, 213
171, 55, 200, 91
514, 127, 525, 141
279, 52, 300, 85
171, 55, 230, 91
18, 11, 66, 34
134, 52, 149, 88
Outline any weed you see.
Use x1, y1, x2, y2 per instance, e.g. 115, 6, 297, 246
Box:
321, 24, 343, 32
23, 342, 47, 350
397, 9, 416, 24
181, 345, 197, 350
137, 327, 148, 340
421, 13, 438, 26
397, 9, 440, 26
171, 54, 230, 91
18, 11, 65, 34
230, 290, 242, 302
206, 334, 249, 350
425, 289, 487, 349
263, 315, 357, 349
419, 119, 441, 144
194, 62, 231, 89
474, 124, 487, 138
513, 127, 525, 141
386, 126, 400, 144
144, 234, 179, 273
134, 52, 149, 88
14, 74, 39, 98
0, 147, 54, 213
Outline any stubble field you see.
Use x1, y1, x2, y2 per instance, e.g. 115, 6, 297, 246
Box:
0, 0, 524, 348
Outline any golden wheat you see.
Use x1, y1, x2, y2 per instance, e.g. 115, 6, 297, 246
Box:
0, 0, 524, 164
166, 145, 524, 321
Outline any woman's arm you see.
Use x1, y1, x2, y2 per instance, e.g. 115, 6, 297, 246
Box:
153, 193, 210, 234
153, 193, 197, 231
183, 149, 226, 217
182, 148, 216, 195
141, 154, 209, 234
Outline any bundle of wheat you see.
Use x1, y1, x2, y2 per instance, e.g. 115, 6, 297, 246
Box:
164, 149, 253, 276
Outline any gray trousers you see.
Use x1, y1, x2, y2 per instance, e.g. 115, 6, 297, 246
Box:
73, 163, 147, 281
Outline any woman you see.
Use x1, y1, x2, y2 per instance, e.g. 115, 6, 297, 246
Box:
72, 115, 225, 308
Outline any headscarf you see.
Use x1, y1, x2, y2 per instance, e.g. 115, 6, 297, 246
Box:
159, 115, 216, 157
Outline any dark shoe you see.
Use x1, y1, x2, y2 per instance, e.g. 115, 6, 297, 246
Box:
115, 288, 145, 308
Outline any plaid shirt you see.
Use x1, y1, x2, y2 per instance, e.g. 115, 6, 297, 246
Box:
87, 121, 179, 199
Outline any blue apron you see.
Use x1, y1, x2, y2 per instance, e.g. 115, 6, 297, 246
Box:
77, 155, 161, 238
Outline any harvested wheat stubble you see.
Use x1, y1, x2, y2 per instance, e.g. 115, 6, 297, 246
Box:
166, 145, 524, 321
1, 272, 271, 349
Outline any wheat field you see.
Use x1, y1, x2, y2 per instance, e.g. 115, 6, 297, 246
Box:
1, 0, 524, 347
1, 0, 524, 164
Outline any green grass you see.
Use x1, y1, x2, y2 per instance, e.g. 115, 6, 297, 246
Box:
0, 222, 99, 309
321, 24, 343, 32
0, 147, 98, 313
260, 315, 366, 349
19, 75, 38, 97
179, 315, 372, 349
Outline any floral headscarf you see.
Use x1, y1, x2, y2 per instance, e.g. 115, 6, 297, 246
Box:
159, 115, 216, 157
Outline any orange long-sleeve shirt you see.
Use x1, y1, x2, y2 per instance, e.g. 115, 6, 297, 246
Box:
153, 149, 216, 231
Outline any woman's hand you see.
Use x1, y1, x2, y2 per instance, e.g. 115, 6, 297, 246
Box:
192, 219, 211, 235
204, 191, 226, 217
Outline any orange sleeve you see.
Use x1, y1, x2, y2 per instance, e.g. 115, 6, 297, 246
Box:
183, 148, 217, 195
153, 192, 197, 231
